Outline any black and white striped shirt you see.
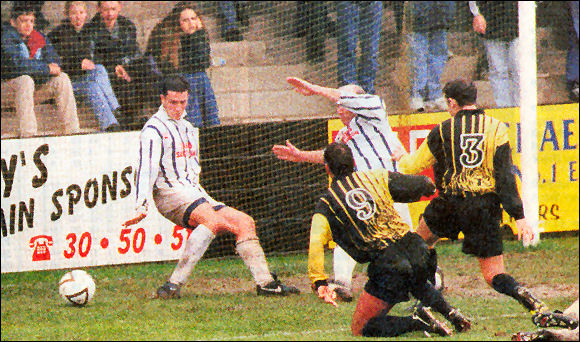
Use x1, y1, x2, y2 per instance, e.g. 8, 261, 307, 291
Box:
134, 106, 200, 211
335, 92, 405, 172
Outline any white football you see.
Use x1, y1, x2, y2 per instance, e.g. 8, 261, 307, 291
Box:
58, 270, 96, 306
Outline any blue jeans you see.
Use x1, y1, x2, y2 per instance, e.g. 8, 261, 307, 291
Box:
72, 64, 120, 130
183, 71, 220, 128
484, 38, 520, 108
218, 1, 241, 35
408, 31, 448, 101
567, 0, 579, 84
336, 1, 382, 94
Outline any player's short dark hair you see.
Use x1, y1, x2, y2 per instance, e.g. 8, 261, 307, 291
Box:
324, 142, 354, 178
160, 75, 190, 96
11, 3, 36, 20
443, 79, 477, 107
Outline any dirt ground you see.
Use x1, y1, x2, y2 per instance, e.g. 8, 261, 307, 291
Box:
179, 271, 579, 301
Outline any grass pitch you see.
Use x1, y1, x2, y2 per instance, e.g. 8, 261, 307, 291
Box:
1, 234, 578, 341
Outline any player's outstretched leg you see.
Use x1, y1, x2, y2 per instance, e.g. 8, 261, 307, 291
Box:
235, 237, 300, 296
155, 225, 215, 299
491, 273, 548, 315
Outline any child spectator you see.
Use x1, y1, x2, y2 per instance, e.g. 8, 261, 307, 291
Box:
49, 1, 121, 132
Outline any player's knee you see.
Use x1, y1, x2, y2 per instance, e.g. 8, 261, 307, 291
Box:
189, 216, 224, 235
16, 75, 35, 93
236, 214, 256, 235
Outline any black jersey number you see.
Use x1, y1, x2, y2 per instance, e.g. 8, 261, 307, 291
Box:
345, 188, 376, 220
460, 133, 484, 168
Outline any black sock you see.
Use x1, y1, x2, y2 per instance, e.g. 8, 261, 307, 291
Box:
493, 273, 544, 311
362, 315, 428, 337
491, 273, 520, 297
412, 282, 453, 319
427, 248, 438, 285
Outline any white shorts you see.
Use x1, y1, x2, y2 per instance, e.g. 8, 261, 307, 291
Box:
152, 185, 226, 228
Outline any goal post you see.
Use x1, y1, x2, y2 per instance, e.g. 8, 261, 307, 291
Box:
518, 1, 541, 246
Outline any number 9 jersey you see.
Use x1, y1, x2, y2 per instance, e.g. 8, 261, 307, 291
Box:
312, 169, 435, 265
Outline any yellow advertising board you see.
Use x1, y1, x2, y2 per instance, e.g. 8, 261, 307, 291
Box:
328, 104, 579, 234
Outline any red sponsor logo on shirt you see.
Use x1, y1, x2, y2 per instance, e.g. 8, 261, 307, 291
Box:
340, 127, 359, 143
176, 142, 196, 158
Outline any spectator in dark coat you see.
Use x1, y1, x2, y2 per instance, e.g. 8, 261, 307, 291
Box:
1, 4, 79, 138
84, 1, 144, 130
49, 1, 121, 132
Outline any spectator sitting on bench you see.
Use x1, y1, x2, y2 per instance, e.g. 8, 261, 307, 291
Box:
1, 2, 80, 138
49, 1, 122, 132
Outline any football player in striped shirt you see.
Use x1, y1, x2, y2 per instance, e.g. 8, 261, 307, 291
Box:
273, 77, 417, 301
124, 75, 299, 298
393, 79, 548, 319
312, 142, 470, 337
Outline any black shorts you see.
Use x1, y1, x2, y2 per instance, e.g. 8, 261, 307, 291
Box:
422, 193, 503, 258
364, 232, 435, 305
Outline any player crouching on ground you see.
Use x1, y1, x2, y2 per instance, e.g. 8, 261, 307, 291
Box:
310, 142, 470, 337
123, 75, 299, 298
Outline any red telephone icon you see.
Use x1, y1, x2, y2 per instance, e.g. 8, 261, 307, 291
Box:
29, 235, 53, 261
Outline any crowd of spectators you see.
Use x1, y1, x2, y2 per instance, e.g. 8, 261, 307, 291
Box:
1, 1, 577, 139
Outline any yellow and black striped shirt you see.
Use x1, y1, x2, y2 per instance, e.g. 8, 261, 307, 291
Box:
311, 169, 435, 269
399, 108, 524, 219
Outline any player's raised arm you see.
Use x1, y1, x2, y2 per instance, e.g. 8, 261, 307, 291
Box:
287, 77, 341, 103
272, 140, 324, 164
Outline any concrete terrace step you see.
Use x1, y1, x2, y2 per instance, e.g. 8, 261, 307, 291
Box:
209, 64, 308, 93
1, 103, 99, 138
216, 89, 335, 125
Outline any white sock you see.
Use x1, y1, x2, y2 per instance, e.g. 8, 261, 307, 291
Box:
236, 238, 274, 287
169, 225, 215, 286
333, 245, 356, 289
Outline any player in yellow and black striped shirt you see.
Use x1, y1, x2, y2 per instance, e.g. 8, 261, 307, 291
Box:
393, 79, 548, 321
311, 142, 471, 337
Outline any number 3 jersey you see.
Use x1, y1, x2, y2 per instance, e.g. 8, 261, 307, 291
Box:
311, 169, 435, 265
398, 108, 524, 220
